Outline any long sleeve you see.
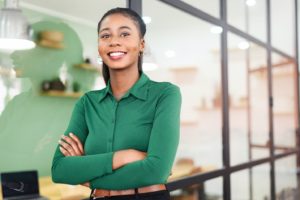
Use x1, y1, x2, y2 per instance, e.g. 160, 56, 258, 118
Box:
51, 95, 114, 185
90, 85, 182, 190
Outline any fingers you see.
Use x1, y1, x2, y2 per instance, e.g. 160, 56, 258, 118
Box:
59, 146, 71, 156
69, 133, 84, 154
58, 133, 84, 156
62, 134, 82, 155
59, 139, 76, 156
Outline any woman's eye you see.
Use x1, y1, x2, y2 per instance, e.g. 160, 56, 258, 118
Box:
120, 32, 130, 37
100, 34, 110, 39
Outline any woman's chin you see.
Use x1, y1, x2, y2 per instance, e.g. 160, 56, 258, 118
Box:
107, 65, 129, 71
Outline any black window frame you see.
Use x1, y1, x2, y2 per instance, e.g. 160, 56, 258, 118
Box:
127, 0, 300, 199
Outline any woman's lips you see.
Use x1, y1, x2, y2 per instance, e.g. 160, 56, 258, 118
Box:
107, 51, 127, 60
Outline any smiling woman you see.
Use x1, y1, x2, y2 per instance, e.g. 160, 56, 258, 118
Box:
98, 13, 144, 81
51, 7, 182, 200
97, 8, 146, 87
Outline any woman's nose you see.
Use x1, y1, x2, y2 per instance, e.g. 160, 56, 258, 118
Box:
109, 36, 121, 47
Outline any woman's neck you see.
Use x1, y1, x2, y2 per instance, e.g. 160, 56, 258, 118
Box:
109, 68, 140, 98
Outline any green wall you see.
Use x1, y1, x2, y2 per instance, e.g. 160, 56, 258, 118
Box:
0, 4, 100, 177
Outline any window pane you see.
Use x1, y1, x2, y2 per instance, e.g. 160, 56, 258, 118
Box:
205, 177, 223, 200
275, 155, 298, 199
252, 164, 271, 199
228, 33, 269, 165
231, 164, 271, 200
181, 0, 219, 18
170, 185, 205, 200
231, 169, 250, 200
248, 43, 269, 160
272, 53, 297, 154
170, 178, 223, 200
271, 0, 295, 56
228, 0, 267, 42
143, 1, 222, 181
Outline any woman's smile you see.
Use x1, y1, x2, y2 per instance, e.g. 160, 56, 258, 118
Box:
107, 51, 127, 60
98, 13, 144, 70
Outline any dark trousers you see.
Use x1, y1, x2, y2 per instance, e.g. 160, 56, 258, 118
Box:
90, 190, 171, 200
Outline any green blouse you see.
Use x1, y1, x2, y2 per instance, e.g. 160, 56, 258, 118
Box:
51, 72, 182, 190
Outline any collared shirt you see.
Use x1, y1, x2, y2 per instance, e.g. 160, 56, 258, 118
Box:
51, 72, 182, 190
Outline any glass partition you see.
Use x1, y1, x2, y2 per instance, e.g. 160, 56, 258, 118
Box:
228, 33, 269, 165
275, 155, 298, 199
271, 0, 295, 56
143, 0, 222, 181
228, 0, 267, 42
182, 0, 219, 18
272, 53, 297, 154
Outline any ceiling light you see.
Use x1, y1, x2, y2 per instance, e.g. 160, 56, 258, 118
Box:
238, 41, 250, 50
0, 0, 35, 50
210, 26, 223, 34
246, 0, 256, 7
142, 16, 152, 24
165, 50, 176, 58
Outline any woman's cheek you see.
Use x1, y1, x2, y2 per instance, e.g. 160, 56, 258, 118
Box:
98, 45, 106, 58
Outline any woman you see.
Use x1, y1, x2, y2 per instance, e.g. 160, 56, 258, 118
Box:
51, 7, 182, 200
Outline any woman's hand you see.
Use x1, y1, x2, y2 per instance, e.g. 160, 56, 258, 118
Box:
59, 133, 84, 156
113, 149, 147, 170
58, 133, 90, 187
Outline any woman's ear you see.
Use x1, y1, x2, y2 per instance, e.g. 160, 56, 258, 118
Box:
140, 38, 145, 52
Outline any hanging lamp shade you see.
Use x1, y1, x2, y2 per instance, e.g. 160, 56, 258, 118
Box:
0, 0, 35, 50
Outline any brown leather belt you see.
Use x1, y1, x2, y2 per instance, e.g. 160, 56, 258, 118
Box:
92, 184, 166, 198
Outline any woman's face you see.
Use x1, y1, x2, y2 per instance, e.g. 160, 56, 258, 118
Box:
98, 13, 144, 71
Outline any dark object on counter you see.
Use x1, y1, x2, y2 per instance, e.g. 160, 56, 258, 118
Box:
41, 80, 51, 91
41, 78, 65, 91
85, 58, 91, 64
50, 78, 65, 91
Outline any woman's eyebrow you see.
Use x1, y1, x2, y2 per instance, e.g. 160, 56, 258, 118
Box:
119, 26, 131, 31
99, 27, 110, 33
99, 26, 131, 33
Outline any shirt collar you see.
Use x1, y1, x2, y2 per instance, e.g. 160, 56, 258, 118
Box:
98, 72, 149, 102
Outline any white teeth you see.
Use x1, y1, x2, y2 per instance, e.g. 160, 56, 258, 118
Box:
109, 52, 125, 57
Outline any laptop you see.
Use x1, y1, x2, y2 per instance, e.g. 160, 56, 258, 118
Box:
1, 170, 48, 200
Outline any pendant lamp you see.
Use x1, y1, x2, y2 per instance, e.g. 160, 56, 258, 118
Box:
0, 0, 35, 50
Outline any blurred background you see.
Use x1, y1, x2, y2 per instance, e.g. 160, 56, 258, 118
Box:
0, 0, 299, 199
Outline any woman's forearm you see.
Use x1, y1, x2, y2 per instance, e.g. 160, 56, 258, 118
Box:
112, 149, 147, 170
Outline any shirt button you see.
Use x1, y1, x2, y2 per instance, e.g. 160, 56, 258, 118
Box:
112, 118, 115, 123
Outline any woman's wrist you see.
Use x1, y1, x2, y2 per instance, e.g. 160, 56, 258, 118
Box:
112, 150, 126, 170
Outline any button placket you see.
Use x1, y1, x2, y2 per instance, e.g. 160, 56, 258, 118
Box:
108, 101, 119, 150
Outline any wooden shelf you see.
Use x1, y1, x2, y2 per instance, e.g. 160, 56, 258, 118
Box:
41, 90, 82, 98
249, 60, 294, 73
250, 143, 295, 151
74, 63, 100, 72
37, 42, 64, 49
